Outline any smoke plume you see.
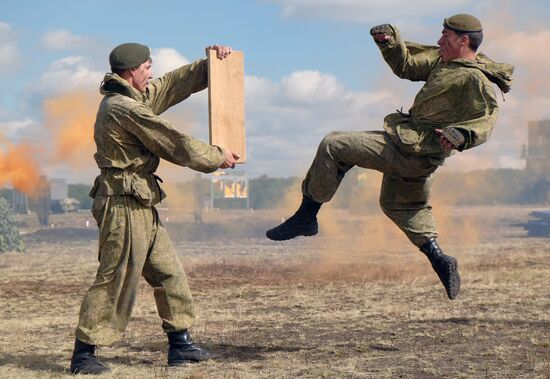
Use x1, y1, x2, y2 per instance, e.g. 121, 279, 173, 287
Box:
0, 136, 43, 195
43, 91, 98, 167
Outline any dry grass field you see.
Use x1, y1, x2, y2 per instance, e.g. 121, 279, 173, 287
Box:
0, 205, 549, 378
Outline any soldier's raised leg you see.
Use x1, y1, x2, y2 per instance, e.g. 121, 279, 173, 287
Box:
266, 130, 427, 240
379, 173, 461, 299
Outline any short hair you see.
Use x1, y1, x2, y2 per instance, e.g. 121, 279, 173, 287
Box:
111, 67, 127, 76
456, 30, 483, 52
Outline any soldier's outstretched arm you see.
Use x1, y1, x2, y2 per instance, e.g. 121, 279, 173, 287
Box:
147, 45, 232, 116
370, 24, 439, 82
147, 59, 209, 115
112, 101, 226, 173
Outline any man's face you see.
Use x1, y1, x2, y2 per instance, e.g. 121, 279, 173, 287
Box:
437, 28, 465, 62
130, 59, 152, 92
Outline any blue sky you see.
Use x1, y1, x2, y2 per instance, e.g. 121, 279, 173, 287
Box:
2, 0, 550, 184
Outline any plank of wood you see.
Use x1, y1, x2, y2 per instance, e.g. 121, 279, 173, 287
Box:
208, 50, 246, 163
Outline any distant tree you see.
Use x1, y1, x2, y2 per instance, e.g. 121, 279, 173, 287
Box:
432, 169, 545, 205
0, 196, 24, 253
68, 184, 93, 209
0, 188, 11, 201
249, 175, 299, 209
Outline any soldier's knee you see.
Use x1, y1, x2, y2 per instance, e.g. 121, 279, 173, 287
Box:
319, 131, 342, 149
319, 132, 349, 160
379, 193, 393, 215
379, 204, 392, 218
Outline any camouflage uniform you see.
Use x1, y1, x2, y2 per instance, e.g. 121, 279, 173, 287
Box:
76, 59, 224, 346
302, 25, 513, 247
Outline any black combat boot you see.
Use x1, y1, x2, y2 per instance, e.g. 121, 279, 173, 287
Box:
420, 238, 461, 300
266, 196, 321, 241
69, 338, 111, 375
167, 330, 210, 366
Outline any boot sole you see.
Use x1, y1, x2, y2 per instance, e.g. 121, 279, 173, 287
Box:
446, 257, 461, 300
266, 228, 318, 241
70, 366, 111, 375
168, 358, 208, 366
168, 360, 195, 366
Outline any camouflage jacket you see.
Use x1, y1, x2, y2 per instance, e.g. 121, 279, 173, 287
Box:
90, 59, 224, 206
376, 25, 514, 162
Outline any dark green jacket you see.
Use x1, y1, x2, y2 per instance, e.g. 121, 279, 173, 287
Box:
377, 25, 514, 162
90, 59, 224, 206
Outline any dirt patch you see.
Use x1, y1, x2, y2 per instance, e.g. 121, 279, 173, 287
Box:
1, 206, 549, 378
23, 227, 98, 244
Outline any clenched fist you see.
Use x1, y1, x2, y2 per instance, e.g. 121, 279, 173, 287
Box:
370, 24, 392, 44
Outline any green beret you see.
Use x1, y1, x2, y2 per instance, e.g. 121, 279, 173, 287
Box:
443, 14, 483, 33
109, 43, 151, 70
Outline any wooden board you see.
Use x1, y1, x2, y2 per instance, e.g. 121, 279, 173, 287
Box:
208, 50, 246, 163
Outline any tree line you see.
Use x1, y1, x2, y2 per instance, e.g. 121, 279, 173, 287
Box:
63, 168, 549, 210
1, 168, 547, 212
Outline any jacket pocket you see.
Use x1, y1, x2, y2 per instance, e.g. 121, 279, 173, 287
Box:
130, 177, 153, 207
91, 195, 109, 227
396, 125, 422, 153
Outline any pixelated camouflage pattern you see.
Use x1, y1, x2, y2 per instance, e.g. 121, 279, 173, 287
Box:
76, 60, 223, 345
90, 59, 224, 207
377, 25, 513, 156
302, 25, 513, 246
302, 131, 437, 246
76, 195, 195, 345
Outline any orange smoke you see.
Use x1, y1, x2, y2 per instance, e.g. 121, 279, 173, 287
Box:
43, 91, 98, 167
272, 167, 482, 281
0, 139, 43, 196
0, 91, 98, 195
161, 181, 196, 221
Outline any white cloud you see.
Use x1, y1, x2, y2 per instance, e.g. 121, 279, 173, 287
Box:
0, 118, 39, 141
42, 30, 91, 51
0, 22, 20, 74
483, 28, 550, 98
240, 70, 406, 176
20, 6, 549, 182
31, 48, 194, 96
30, 56, 103, 95
151, 48, 190, 77
268, 0, 473, 23
281, 70, 345, 104
158, 67, 401, 177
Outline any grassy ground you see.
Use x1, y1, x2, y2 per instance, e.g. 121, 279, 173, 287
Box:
0, 206, 549, 378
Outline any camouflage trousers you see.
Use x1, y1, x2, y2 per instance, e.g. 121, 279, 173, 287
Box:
302, 131, 440, 247
75, 195, 195, 346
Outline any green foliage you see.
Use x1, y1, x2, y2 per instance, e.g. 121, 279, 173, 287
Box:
247, 169, 549, 209
433, 169, 550, 205
68, 184, 93, 209
0, 188, 11, 201
0, 196, 24, 253
249, 175, 300, 209
64, 168, 550, 213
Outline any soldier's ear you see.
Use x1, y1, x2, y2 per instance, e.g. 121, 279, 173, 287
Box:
128, 67, 139, 79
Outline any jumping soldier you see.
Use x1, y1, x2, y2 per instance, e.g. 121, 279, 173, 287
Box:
266, 14, 513, 300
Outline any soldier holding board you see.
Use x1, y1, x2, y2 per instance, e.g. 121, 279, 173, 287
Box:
70, 43, 240, 374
